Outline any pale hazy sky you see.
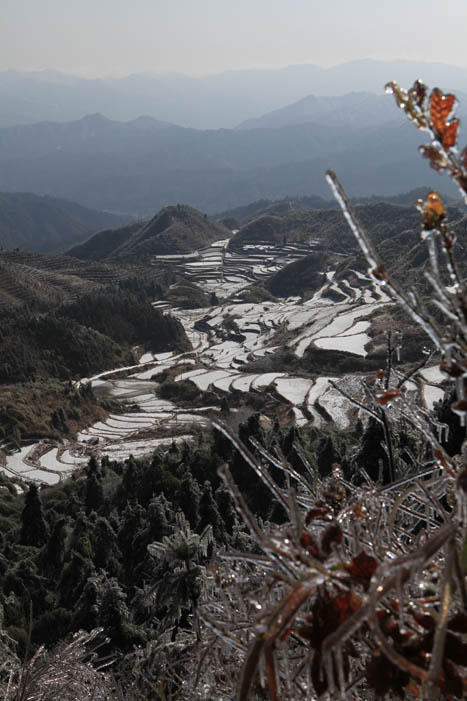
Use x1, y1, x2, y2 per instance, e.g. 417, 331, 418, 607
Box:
3, 0, 467, 77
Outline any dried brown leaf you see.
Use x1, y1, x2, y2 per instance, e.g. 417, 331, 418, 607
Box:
346, 550, 379, 586
320, 523, 343, 556
430, 89, 456, 132
419, 144, 448, 172
376, 388, 402, 405
410, 80, 428, 109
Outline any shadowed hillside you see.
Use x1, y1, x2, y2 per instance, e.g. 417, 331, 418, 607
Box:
0, 249, 182, 310
64, 222, 142, 261
0, 192, 132, 252
0, 250, 133, 308
229, 202, 426, 251
69, 205, 231, 261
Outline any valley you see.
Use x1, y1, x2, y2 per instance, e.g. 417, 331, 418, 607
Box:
1, 40, 466, 697
0, 233, 446, 486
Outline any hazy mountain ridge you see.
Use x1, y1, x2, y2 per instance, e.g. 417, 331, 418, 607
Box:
2, 59, 467, 129
0, 192, 133, 252
0, 111, 374, 166
0, 107, 453, 215
236, 92, 406, 130
216, 188, 453, 225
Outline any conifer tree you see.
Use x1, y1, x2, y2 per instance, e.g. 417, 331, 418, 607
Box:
148, 512, 213, 630
68, 512, 93, 560
86, 455, 99, 477
147, 494, 171, 542
91, 516, 121, 573
100, 577, 144, 649
118, 502, 145, 583
199, 480, 223, 541
59, 550, 94, 610
215, 485, 236, 534
84, 472, 104, 514
71, 573, 101, 632
20, 484, 48, 547
176, 469, 201, 529
117, 456, 138, 504
40, 517, 67, 580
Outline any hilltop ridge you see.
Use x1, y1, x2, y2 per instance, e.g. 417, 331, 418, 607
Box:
68, 205, 231, 260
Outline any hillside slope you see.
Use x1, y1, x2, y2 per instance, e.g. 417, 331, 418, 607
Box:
0, 192, 132, 252
65, 222, 142, 261
256, 203, 467, 300
0, 249, 155, 309
229, 202, 424, 251
69, 205, 231, 261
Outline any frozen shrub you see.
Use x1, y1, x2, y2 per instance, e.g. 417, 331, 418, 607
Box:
0, 628, 115, 700
193, 83, 467, 700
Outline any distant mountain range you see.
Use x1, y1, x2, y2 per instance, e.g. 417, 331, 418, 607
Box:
2, 59, 467, 129
0, 101, 460, 215
235, 92, 406, 130
214, 188, 458, 223
0, 192, 133, 252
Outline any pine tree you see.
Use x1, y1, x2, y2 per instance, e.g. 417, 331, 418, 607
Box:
40, 517, 67, 580
355, 415, 388, 482
147, 494, 171, 542
199, 481, 223, 541
100, 577, 144, 649
118, 502, 145, 583
84, 472, 104, 514
215, 485, 236, 534
316, 434, 340, 475
176, 469, 201, 529
148, 512, 213, 630
68, 512, 93, 560
86, 455, 99, 477
20, 485, 48, 547
117, 456, 138, 504
91, 516, 121, 573
71, 573, 102, 632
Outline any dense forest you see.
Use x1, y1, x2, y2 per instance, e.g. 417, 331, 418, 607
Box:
0, 286, 189, 384
0, 417, 350, 695
0, 383, 462, 698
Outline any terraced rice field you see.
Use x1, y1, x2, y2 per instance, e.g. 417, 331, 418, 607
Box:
2, 239, 447, 483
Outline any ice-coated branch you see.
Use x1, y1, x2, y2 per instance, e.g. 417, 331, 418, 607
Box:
326, 170, 443, 348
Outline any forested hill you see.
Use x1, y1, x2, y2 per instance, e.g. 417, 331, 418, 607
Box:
229, 201, 425, 249
68, 205, 231, 260
230, 199, 466, 250
214, 187, 456, 223
0, 286, 190, 385
0, 192, 132, 252
234, 201, 467, 298
0, 249, 144, 309
0, 248, 190, 384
